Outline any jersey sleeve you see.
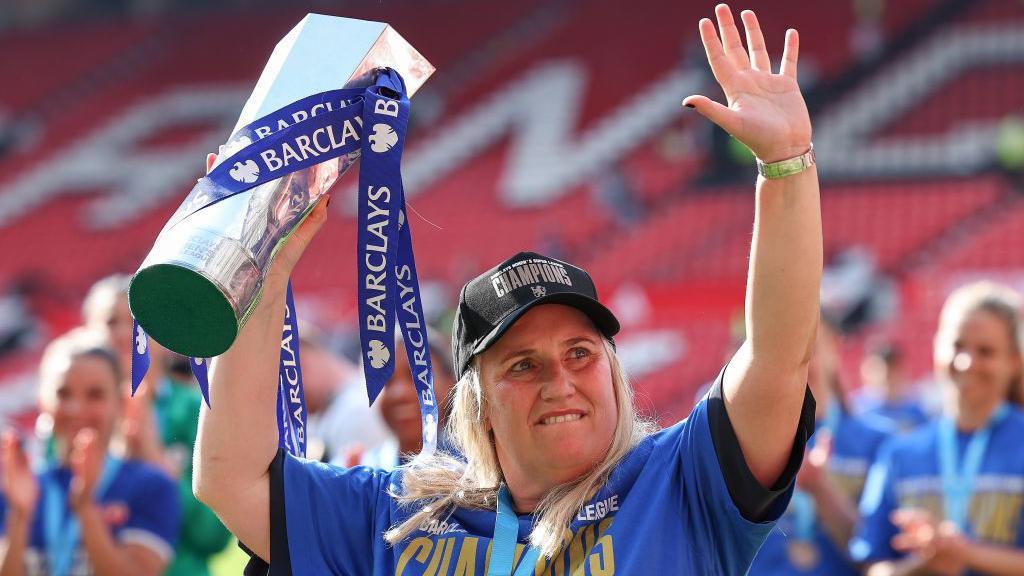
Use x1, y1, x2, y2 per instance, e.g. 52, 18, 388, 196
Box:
849, 438, 901, 564
269, 448, 391, 575
704, 371, 814, 522
651, 370, 814, 574
119, 466, 181, 563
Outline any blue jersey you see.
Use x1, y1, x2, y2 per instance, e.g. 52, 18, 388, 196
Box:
861, 401, 931, 434
0, 458, 181, 575
262, 376, 815, 575
851, 407, 1024, 574
748, 411, 892, 576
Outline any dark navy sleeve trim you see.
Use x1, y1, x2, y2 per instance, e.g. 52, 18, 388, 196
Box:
706, 373, 816, 522
242, 449, 293, 576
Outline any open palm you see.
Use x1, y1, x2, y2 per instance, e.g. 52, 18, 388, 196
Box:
1, 432, 38, 517
684, 5, 812, 163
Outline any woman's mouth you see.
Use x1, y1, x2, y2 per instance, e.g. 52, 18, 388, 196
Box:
539, 413, 585, 426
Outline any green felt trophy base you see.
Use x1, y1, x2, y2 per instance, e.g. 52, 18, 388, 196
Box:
128, 264, 239, 359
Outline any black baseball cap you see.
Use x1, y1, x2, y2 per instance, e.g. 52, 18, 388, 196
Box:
452, 252, 620, 378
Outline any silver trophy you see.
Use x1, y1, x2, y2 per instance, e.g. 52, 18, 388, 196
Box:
129, 14, 433, 358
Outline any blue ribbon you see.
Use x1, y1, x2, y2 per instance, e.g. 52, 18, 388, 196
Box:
276, 282, 306, 456
937, 403, 1009, 532
489, 485, 541, 576
43, 456, 122, 576
356, 70, 439, 454
130, 319, 150, 397
130, 68, 437, 457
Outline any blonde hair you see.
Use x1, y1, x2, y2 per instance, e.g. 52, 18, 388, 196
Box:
935, 281, 1024, 404
384, 340, 656, 557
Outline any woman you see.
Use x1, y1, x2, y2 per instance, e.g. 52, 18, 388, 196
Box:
83, 274, 233, 576
853, 281, 1024, 575
0, 330, 180, 576
749, 318, 893, 575
336, 329, 458, 470
194, 5, 823, 573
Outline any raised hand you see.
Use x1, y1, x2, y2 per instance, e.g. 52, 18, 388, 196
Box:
1, 431, 39, 519
684, 4, 812, 163
69, 428, 104, 511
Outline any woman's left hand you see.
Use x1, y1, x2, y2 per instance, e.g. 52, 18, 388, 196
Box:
684, 4, 812, 163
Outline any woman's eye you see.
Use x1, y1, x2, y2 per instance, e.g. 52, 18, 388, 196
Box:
571, 347, 590, 360
511, 359, 532, 373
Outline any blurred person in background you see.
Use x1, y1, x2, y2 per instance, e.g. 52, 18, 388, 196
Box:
81, 275, 145, 384
749, 317, 894, 575
0, 330, 180, 575
299, 322, 389, 464
334, 328, 457, 470
853, 281, 1024, 575
81, 274, 169, 468
153, 353, 232, 576
83, 274, 232, 574
854, 341, 932, 432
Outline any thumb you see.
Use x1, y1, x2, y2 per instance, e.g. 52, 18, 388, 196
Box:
683, 95, 739, 135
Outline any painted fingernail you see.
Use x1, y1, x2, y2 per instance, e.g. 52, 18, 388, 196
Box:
685, 103, 696, 109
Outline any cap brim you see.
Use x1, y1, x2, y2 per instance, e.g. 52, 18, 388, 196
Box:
470, 293, 620, 357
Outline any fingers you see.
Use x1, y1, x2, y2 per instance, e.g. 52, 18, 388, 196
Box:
69, 428, 99, 474
740, 10, 770, 72
682, 95, 740, 136
294, 196, 329, 246
780, 28, 799, 79
892, 529, 934, 553
714, 4, 750, 72
698, 18, 734, 87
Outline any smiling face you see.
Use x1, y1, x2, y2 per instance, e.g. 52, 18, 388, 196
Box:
935, 308, 1021, 416
478, 304, 618, 490
41, 353, 121, 459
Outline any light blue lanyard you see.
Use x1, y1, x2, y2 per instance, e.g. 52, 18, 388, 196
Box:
488, 485, 541, 576
791, 401, 842, 541
937, 403, 1009, 531
43, 456, 122, 576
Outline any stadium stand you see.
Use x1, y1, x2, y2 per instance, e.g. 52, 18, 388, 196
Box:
3, 0, 1022, 427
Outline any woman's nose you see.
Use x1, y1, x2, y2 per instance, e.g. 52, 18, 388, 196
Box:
540, 363, 575, 401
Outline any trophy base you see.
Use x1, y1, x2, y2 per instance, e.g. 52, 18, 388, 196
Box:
129, 263, 239, 358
